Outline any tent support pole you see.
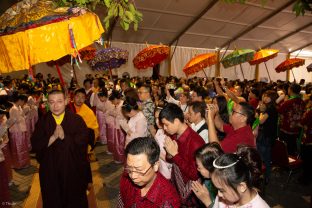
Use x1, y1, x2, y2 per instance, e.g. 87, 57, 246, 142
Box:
255, 64, 259, 81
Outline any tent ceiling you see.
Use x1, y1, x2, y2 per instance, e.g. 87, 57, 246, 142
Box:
1, 0, 312, 54
110, 0, 312, 53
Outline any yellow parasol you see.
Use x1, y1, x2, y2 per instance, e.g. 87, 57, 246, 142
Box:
249, 49, 279, 81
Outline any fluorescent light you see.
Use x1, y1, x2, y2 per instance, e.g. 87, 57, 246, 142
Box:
291, 50, 312, 58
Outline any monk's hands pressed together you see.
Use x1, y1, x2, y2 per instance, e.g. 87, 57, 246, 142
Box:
53, 125, 65, 140
164, 136, 178, 157
57, 125, 65, 140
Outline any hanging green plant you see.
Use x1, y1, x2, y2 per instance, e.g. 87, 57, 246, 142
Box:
55, 0, 143, 31
103, 0, 142, 31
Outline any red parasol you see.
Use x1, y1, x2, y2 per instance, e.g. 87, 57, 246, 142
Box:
249, 49, 279, 81
182, 53, 217, 77
133, 45, 169, 69
275, 58, 305, 73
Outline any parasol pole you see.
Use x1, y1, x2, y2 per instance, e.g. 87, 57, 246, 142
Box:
109, 68, 113, 82
202, 68, 208, 79
72, 65, 78, 85
264, 62, 272, 82
55, 63, 65, 87
239, 64, 245, 80
291, 69, 296, 82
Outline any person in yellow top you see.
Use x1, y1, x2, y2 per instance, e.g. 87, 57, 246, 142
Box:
68, 88, 99, 161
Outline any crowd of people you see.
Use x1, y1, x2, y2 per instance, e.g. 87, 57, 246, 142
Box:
0, 72, 311, 207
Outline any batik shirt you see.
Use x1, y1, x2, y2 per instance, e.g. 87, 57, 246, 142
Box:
118, 172, 181, 208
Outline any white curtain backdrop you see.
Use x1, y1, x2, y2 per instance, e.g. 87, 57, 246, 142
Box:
2, 42, 311, 84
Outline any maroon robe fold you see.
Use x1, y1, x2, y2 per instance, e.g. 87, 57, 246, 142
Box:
31, 110, 90, 208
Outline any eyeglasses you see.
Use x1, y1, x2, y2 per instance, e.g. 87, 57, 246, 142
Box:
138, 91, 148, 94
231, 109, 246, 117
124, 165, 153, 176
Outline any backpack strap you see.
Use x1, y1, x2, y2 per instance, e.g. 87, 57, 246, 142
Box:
197, 122, 208, 134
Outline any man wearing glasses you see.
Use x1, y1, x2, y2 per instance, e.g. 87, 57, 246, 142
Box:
206, 102, 255, 153
117, 137, 180, 208
137, 85, 155, 136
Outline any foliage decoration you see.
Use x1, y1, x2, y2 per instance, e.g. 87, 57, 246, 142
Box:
55, 0, 142, 32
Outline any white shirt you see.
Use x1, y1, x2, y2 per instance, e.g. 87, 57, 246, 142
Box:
155, 129, 172, 179
125, 111, 148, 146
190, 119, 208, 143
213, 192, 270, 208
166, 95, 189, 113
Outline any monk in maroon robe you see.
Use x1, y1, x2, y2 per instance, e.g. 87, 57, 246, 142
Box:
31, 90, 90, 208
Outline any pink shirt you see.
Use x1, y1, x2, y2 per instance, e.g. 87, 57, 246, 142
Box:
9, 104, 26, 133
125, 111, 148, 146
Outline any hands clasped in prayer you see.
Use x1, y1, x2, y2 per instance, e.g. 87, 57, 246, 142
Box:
164, 136, 178, 158
191, 180, 211, 205
48, 125, 64, 146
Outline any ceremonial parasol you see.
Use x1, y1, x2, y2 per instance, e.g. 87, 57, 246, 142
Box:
88, 47, 128, 79
0, 0, 104, 77
307, 63, 312, 72
249, 49, 279, 82
221, 49, 255, 79
182, 53, 217, 77
275, 58, 305, 80
133, 45, 170, 69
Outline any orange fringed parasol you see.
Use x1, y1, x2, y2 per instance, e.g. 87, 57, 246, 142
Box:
249, 49, 279, 81
133, 45, 170, 69
183, 53, 217, 77
275, 58, 305, 73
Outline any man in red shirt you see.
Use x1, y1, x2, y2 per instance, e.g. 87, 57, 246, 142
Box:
278, 83, 305, 155
207, 102, 255, 153
117, 137, 180, 208
159, 103, 205, 206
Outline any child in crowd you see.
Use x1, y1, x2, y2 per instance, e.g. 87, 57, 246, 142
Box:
9, 94, 30, 169
191, 142, 224, 207
27, 90, 39, 137
121, 97, 148, 148
211, 145, 269, 208
20, 95, 32, 150
107, 90, 126, 163
153, 107, 172, 179
93, 89, 110, 144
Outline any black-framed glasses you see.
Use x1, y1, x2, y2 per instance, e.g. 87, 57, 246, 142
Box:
124, 165, 153, 176
231, 109, 246, 117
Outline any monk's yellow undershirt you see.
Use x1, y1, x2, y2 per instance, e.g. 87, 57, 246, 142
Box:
52, 112, 65, 125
